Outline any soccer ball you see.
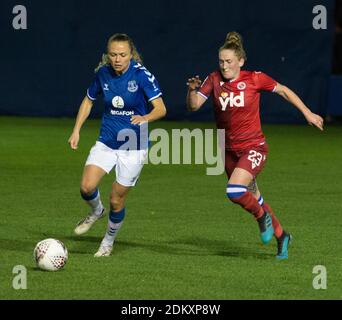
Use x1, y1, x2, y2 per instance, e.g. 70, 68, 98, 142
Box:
33, 238, 68, 271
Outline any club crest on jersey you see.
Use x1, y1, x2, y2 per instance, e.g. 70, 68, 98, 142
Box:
112, 96, 125, 109
237, 82, 246, 90
127, 80, 138, 93
219, 92, 245, 110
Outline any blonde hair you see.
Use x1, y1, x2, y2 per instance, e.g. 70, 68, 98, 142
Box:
219, 31, 247, 61
95, 33, 143, 72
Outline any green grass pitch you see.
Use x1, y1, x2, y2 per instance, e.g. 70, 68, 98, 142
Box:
0, 116, 341, 299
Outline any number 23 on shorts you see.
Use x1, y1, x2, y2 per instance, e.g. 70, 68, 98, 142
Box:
247, 150, 266, 169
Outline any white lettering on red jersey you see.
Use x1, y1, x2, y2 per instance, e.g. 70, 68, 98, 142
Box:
198, 70, 277, 150
219, 92, 245, 110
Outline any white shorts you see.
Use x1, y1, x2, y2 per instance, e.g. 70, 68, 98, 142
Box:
85, 141, 148, 187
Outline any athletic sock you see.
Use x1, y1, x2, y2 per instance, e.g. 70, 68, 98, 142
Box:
80, 188, 104, 216
258, 196, 284, 239
227, 184, 264, 219
102, 208, 126, 246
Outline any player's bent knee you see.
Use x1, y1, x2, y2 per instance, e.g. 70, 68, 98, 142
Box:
80, 184, 97, 197
110, 196, 125, 211
226, 184, 247, 202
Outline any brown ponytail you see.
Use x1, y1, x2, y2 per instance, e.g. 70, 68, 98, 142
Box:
219, 31, 247, 61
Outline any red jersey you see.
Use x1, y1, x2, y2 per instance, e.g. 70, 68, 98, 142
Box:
198, 70, 277, 150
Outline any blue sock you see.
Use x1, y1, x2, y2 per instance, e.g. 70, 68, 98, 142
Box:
103, 208, 126, 245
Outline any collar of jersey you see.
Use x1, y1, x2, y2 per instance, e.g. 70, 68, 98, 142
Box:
219, 70, 243, 83
108, 60, 133, 78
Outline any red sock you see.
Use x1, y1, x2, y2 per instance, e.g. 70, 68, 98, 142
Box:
230, 192, 264, 220
262, 202, 283, 238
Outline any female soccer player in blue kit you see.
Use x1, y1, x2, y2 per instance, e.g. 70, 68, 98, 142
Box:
68, 33, 166, 257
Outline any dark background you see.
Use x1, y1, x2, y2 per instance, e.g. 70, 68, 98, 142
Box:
0, 0, 336, 123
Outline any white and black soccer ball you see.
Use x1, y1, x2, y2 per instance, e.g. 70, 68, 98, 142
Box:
33, 238, 68, 271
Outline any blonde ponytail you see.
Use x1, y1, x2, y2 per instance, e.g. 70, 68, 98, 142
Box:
95, 53, 111, 72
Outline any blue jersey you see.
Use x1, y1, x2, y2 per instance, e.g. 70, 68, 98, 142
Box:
87, 60, 162, 150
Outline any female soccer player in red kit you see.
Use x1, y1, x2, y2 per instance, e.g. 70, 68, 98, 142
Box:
186, 32, 324, 259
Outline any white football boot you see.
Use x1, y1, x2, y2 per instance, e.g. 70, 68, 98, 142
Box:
94, 241, 113, 257
74, 208, 105, 235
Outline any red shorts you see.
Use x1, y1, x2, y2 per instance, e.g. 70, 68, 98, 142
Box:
225, 143, 269, 179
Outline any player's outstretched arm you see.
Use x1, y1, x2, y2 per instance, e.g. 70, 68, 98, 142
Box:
275, 83, 324, 131
68, 96, 94, 150
186, 76, 206, 112
130, 97, 167, 125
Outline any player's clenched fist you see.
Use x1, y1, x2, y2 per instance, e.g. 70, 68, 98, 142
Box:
187, 75, 202, 91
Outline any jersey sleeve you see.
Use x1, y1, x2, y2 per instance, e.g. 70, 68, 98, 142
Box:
252, 71, 277, 92
87, 73, 102, 101
139, 68, 163, 102
198, 75, 213, 99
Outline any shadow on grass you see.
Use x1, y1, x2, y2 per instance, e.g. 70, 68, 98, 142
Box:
0, 238, 36, 253
126, 237, 274, 260
58, 235, 273, 259
25, 265, 69, 273
0, 235, 273, 260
